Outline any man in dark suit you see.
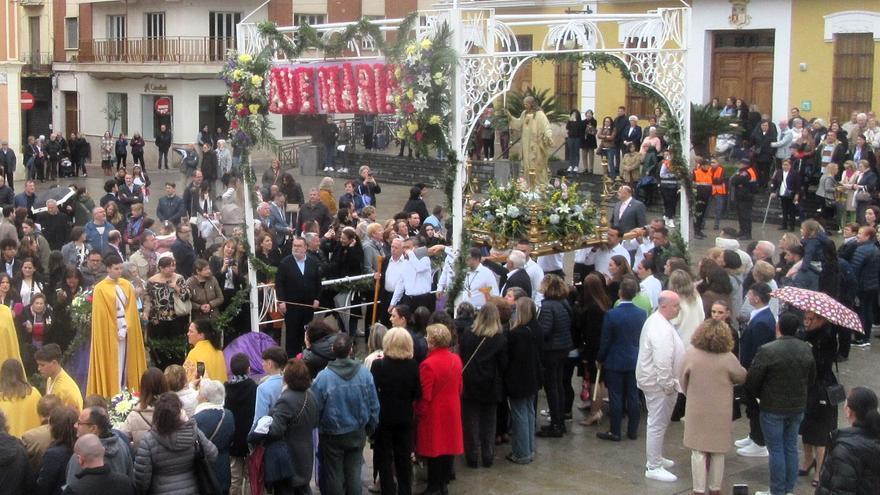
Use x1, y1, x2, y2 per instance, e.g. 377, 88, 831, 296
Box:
620, 115, 643, 151
596, 277, 647, 441
275, 236, 322, 356
0, 141, 16, 189
116, 173, 143, 217
498, 249, 532, 297
169, 224, 196, 278
735, 283, 777, 457
611, 185, 647, 234
770, 160, 802, 231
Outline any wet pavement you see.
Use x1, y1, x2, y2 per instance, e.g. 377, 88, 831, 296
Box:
20, 162, 876, 495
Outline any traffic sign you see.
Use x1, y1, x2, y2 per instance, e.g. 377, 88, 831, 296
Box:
20, 91, 35, 111
154, 97, 172, 115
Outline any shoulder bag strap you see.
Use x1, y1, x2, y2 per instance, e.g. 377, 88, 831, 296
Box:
208, 410, 226, 442
292, 392, 310, 426
461, 337, 487, 374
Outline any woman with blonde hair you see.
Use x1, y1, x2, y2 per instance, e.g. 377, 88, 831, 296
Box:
459, 303, 508, 468
669, 269, 704, 346
364, 323, 388, 370
505, 297, 541, 464
319, 177, 338, 216
681, 319, 747, 495
371, 327, 420, 495
839, 160, 860, 226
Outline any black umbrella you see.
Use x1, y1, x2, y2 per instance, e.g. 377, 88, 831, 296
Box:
31, 186, 77, 214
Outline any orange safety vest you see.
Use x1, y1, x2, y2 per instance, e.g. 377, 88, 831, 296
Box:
710, 166, 727, 196
694, 167, 713, 187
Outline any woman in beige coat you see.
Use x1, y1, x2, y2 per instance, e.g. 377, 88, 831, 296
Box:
681, 319, 747, 495
187, 259, 224, 321
118, 367, 168, 452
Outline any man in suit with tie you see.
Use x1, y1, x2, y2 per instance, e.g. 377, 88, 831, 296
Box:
612, 185, 647, 234
275, 236, 322, 356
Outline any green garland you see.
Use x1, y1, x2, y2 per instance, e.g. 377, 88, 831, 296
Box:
441, 156, 471, 315
149, 336, 188, 366
213, 284, 252, 337
533, 52, 693, 202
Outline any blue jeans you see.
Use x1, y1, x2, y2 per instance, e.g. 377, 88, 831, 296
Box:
605, 369, 640, 437
508, 396, 536, 460
760, 410, 804, 495
605, 147, 620, 177
565, 138, 581, 170
323, 143, 336, 168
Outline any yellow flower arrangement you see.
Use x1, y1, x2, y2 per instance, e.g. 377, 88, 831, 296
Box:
227, 98, 235, 105
232, 69, 244, 81
250, 74, 263, 86
429, 115, 442, 125
420, 38, 433, 50
237, 53, 252, 63
235, 103, 244, 111
248, 104, 261, 114
406, 120, 419, 134
406, 88, 414, 99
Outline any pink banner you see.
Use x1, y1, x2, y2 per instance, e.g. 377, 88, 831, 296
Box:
268, 59, 397, 115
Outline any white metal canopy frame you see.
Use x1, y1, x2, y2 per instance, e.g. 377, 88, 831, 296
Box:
236, 1, 691, 308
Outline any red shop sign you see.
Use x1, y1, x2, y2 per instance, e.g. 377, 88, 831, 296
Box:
154, 97, 172, 116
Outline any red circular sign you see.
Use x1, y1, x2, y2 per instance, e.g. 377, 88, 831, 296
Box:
20, 91, 35, 111
154, 97, 172, 116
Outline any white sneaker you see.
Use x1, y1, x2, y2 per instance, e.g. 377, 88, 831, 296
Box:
754, 492, 771, 495
737, 443, 769, 457
734, 436, 753, 448
660, 457, 674, 469
645, 467, 677, 482
327, 166, 335, 172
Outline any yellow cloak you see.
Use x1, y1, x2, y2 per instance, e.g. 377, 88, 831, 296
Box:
0, 304, 21, 366
86, 277, 147, 398
185, 340, 229, 382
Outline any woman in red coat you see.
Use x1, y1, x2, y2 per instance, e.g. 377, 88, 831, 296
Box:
415, 323, 463, 495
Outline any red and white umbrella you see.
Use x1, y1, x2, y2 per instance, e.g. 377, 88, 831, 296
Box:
771, 286, 863, 334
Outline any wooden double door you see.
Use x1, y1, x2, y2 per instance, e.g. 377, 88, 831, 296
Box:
712, 51, 774, 116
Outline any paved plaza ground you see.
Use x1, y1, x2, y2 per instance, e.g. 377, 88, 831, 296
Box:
18, 162, 876, 495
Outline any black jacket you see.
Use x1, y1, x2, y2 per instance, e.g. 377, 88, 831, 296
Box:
36, 444, 72, 495
201, 150, 219, 182
815, 426, 880, 495
504, 322, 542, 399
265, 389, 319, 488
0, 432, 34, 495
370, 357, 421, 426
459, 330, 508, 403
538, 298, 574, 352
155, 130, 173, 151
275, 254, 322, 305
223, 377, 257, 458
62, 465, 134, 495
500, 268, 532, 297
745, 336, 816, 414
403, 189, 429, 223
36, 212, 71, 251
170, 238, 196, 278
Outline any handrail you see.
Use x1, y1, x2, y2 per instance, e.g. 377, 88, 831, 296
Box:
77, 36, 235, 64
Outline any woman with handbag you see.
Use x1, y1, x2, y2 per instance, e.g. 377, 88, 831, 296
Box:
264, 359, 320, 495
147, 257, 191, 367
134, 392, 218, 495
193, 379, 235, 495
850, 159, 878, 224
458, 303, 508, 468
798, 311, 841, 488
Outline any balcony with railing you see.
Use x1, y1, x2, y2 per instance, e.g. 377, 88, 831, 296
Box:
21, 52, 52, 74
76, 37, 235, 64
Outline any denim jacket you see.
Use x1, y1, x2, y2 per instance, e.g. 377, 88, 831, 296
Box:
311, 358, 380, 436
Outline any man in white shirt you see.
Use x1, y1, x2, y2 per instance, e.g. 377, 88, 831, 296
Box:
576, 227, 630, 280
537, 252, 564, 279
636, 258, 661, 311
636, 291, 685, 483
626, 218, 664, 271
516, 239, 545, 302
455, 248, 499, 309
390, 237, 434, 312
381, 238, 406, 325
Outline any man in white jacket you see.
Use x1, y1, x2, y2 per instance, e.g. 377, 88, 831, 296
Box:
636, 290, 685, 482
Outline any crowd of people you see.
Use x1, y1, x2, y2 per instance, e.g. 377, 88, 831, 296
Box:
0, 101, 879, 495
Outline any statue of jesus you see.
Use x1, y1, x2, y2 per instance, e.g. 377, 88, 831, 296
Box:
507, 96, 554, 188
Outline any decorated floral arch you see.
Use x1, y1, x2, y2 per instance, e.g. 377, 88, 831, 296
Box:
226, 3, 692, 324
